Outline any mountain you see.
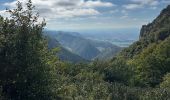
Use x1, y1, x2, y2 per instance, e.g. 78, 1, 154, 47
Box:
119, 5, 170, 59
78, 29, 139, 47
89, 39, 122, 60
114, 5, 170, 86
95, 46, 121, 60
49, 31, 100, 60
45, 32, 88, 63
47, 31, 122, 60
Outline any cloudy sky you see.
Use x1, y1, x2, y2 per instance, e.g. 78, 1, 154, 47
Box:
0, 0, 170, 31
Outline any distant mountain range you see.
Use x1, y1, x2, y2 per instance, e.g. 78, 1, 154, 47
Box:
78, 29, 139, 47
44, 31, 122, 62
47, 36, 88, 63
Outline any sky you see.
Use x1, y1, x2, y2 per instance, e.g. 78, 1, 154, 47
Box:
0, 0, 170, 32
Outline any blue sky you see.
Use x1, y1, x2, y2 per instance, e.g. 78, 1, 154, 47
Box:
0, 0, 170, 32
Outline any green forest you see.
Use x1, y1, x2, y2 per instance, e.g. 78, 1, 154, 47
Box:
0, 0, 170, 100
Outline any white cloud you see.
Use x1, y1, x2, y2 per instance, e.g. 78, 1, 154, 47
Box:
131, 0, 159, 6
123, 4, 142, 10
0, 10, 10, 18
123, 0, 159, 10
161, 0, 170, 4
109, 9, 119, 14
84, 1, 115, 8
120, 15, 128, 19
150, 6, 157, 10
3, 0, 114, 20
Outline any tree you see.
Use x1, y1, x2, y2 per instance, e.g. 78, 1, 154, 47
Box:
128, 36, 170, 87
160, 73, 170, 89
0, 0, 59, 99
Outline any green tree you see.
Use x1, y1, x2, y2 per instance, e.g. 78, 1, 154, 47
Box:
128, 36, 170, 87
160, 73, 170, 89
0, 0, 58, 99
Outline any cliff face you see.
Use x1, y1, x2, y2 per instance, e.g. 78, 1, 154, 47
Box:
140, 5, 170, 42
119, 5, 170, 58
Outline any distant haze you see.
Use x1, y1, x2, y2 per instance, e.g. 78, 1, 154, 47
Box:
50, 28, 140, 47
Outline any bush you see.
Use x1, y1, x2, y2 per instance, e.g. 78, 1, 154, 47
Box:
160, 73, 170, 88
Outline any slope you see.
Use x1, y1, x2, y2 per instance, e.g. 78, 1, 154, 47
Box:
45, 32, 88, 63
119, 5, 170, 59
111, 5, 170, 87
50, 31, 122, 60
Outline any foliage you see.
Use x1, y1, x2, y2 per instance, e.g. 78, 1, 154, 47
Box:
0, 0, 170, 100
0, 0, 58, 99
139, 88, 170, 100
128, 37, 170, 87
160, 73, 170, 89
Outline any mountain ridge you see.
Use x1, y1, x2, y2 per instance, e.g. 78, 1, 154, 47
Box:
112, 5, 170, 86
47, 31, 122, 60
44, 32, 88, 63
119, 5, 170, 59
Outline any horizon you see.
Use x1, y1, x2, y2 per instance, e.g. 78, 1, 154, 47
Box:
1, 0, 170, 99
0, 0, 170, 32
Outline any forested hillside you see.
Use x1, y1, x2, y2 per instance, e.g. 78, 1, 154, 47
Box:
46, 33, 88, 63
120, 5, 170, 58
46, 31, 122, 60
0, 0, 170, 100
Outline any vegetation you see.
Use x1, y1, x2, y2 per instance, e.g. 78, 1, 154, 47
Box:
46, 31, 121, 61
47, 36, 88, 63
0, 0, 170, 100
0, 1, 58, 99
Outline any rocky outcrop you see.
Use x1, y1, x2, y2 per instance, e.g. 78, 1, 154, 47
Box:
120, 5, 170, 58
139, 5, 170, 42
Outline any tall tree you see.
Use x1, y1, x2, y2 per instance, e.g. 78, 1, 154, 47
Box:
0, 0, 58, 99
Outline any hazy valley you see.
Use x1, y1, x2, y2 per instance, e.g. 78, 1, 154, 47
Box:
45, 30, 123, 62
0, 0, 170, 100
